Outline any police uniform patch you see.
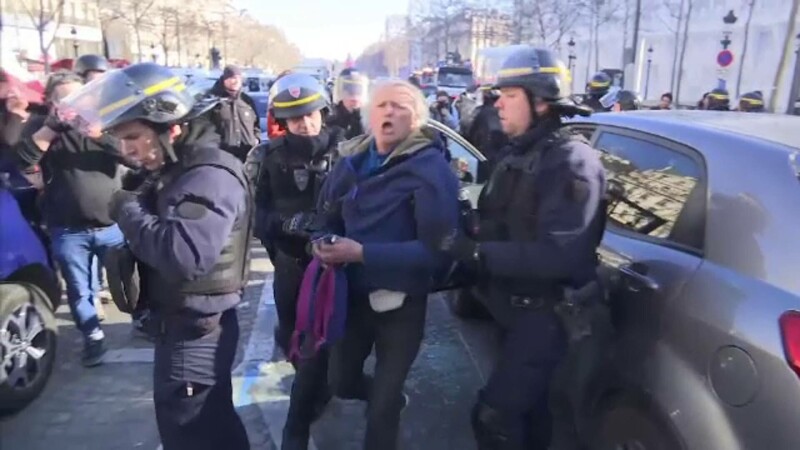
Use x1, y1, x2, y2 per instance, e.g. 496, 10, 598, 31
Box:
289, 86, 301, 98
175, 200, 208, 220
293, 168, 310, 191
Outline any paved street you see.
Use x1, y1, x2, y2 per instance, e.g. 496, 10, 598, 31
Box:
0, 242, 499, 450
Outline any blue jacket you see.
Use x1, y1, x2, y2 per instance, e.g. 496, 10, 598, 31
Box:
318, 127, 460, 297
114, 121, 248, 315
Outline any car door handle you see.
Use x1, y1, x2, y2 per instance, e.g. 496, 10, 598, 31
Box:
619, 263, 660, 292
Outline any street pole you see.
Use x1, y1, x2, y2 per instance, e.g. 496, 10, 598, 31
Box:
787, 35, 800, 115
631, 0, 642, 65
645, 45, 653, 99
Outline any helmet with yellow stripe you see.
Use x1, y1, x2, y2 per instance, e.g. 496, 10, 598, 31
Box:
494, 46, 590, 117
738, 91, 765, 112
587, 72, 612, 96
58, 62, 197, 132
270, 72, 330, 119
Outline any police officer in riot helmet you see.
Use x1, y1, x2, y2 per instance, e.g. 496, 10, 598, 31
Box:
437, 47, 606, 449
254, 72, 343, 355
706, 87, 731, 111
73, 54, 110, 82
600, 87, 641, 112
326, 68, 368, 139
60, 63, 251, 450
738, 90, 765, 112
583, 71, 612, 112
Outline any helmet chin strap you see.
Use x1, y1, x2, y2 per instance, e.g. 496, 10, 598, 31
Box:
157, 130, 179, 164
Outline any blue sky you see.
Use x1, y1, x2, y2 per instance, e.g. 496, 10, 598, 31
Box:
233, 0, 409, 60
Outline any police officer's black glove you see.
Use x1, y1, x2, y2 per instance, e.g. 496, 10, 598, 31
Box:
43, 112, 72, 133
282, 212, 316, 238
437, 229, 480, 262
109, 189, 139, 223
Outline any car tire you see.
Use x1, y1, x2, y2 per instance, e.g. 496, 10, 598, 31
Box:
448, 287, 490, 319
0, 282, 58, 415
593, 395, 683, 450
5, 264, 61, 311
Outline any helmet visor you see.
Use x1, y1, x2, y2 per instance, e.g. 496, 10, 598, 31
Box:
333, 74, 368, 105
58, 69, 186, 132
599, 87, 621, 110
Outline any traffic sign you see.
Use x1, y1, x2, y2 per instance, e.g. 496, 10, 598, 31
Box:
717, 50, 734, 68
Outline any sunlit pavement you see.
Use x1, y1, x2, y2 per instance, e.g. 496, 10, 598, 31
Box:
0, 242, 497, 450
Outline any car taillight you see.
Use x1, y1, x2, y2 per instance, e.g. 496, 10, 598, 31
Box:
779, 311, 800, 378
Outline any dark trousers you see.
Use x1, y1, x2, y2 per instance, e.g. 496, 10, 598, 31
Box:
273, 250, 309, 352
329, 295, 427, 450
153, 309, 250, 450
479, 306, 568, 450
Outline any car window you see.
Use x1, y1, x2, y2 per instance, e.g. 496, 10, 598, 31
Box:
596, 131, 705, 249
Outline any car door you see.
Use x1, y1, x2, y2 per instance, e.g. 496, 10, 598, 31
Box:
427, 119, 487, 205
592, 127, 706, 372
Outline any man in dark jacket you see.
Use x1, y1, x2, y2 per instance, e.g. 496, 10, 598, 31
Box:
14, 70, 124, 366
465, 85, 507, 164
61, 63, 251, 450
325, 68, 368, 139
209, 65, 260, 161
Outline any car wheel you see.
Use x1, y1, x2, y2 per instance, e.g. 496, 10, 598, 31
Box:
0, 282, 58, 415
5, 264, 62, 311
594, 395, 683, 450
448, 287, 490, 319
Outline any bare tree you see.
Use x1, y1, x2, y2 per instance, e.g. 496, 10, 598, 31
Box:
735, 0, 756, 98
769, 0, 800, 112
21, 0, 66, 73
93, 0, 124, 59
155, 6, 179, 66
424, 0, 469, 55
674, 0, 694, 104
588, 0, 620, 71
658, 0, 685, 93
119, 0, 157, 62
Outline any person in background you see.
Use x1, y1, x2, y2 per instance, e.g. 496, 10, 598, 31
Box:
738, 91, 765, 112
430, 90, 459, 129
705, 88, 730, 111
326, 68, 368, 139
209, 65, 260, 162
582, 72, 612, 112
600, 88, 641, 112
73, 54, 110, 82
12, 71, 124, 366
655, 92, 673, 110
314, 79, 459, 449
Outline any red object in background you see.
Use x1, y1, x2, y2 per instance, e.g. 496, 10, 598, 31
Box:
266, 109, 286, 139
0, 69, 44, 104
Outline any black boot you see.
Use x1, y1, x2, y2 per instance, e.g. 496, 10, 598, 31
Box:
471, 401, 514, 450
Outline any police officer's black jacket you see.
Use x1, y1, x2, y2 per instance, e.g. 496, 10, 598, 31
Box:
255, 127, 343, 259
114, 118, 252, 317
477, 117, 607, 296
582, 96, 607, 113
209, 81, 260, 161
13, 114, 122, 228
326, 102, 364, 140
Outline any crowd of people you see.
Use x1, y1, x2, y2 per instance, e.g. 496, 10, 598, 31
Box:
0, 43, 771, 450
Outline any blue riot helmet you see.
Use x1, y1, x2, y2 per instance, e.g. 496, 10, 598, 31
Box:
333, 69, 368, 107
494, 46, 591, 117
270, 72, 330, 120
59, 63, 203, 163
587, 72, 612, 96
707, 88, 730, 111
739, 91, 765, 112
73, 54, 110, 81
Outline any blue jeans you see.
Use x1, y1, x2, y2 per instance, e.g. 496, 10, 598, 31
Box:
50, 225, 125, 340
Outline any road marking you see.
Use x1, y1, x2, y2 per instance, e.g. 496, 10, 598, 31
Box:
232, 273, 317, 450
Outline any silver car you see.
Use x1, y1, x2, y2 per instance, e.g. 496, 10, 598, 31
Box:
443, 110, 800, 449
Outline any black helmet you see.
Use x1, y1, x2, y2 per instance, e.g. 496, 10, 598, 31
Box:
600, 88, 641, 111
494, 46, 590, 116
73, 54, 109, 78
270, 73, 330, 119
707, 88, 730, 111
739, 91, 765, 112
587, 72, 612, 96
60, 62, 196, 132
